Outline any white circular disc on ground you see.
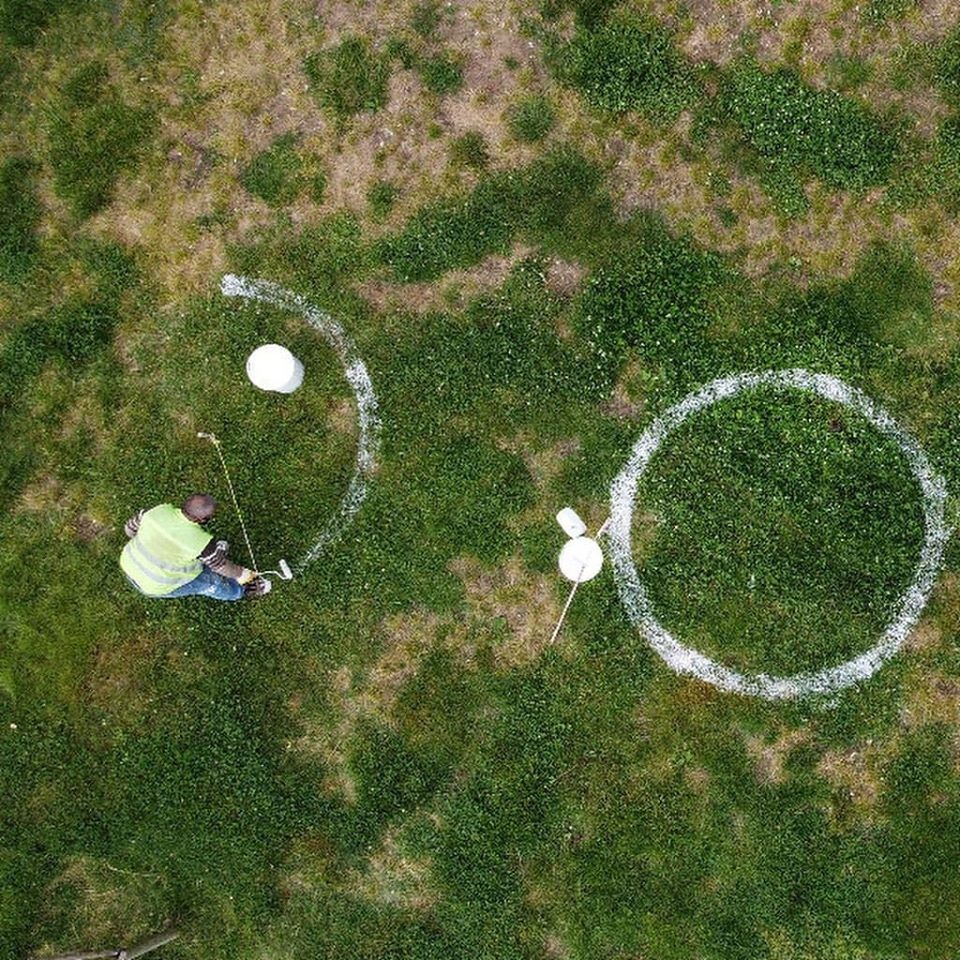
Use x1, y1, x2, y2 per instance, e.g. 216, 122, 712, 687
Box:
222, 275, 381, 572
246, 343, 305, 393
559, 536, 604, 583
607, 368, 950, 701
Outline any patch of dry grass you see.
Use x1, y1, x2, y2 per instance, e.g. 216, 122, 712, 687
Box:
358, 243, 533, 312
744, 727, 812, 786
348, 826, 440, 909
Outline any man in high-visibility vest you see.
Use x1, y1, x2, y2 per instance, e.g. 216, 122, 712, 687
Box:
120, 493, 270, 600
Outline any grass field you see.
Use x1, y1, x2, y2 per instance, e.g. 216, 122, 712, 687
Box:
3, 0, 960, 957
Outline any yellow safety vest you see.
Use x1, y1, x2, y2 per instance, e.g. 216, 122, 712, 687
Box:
120, 504, 212, 596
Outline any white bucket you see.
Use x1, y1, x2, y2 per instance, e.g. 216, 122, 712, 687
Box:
246, 344, 304, 394
558, 536, 604, 583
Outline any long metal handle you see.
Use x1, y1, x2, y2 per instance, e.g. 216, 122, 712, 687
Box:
33, 928, 179, 960
124, 928, 180, 959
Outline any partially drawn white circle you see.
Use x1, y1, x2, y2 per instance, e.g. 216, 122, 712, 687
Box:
221, 275, 381, 572
608, 369, 950, 700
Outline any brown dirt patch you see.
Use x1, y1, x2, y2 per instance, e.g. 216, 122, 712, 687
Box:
602, 359, 655, 420
37, 855, 164, 954
15, 474, 66, 515
84, 633, 155, 714
899, 673, 960, 752
291, 665, 363, 802
816, 744, 884, 823
544, 257, 588, 298
349, 827, 439, 910
543, 932, 573, 959
685, 765, 712, 793
327, 396, 358, 436
449, 554, 563, 666
358, 243, 533, 312
498, 434, 581, 489
290, 610, 466, 801
744, 727, 812, 785
906, 619, 943, 654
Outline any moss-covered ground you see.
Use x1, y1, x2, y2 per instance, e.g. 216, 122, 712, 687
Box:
3, 1, 960, 958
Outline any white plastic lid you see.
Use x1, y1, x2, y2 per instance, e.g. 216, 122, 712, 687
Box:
246, 344, 297, 392
558, 536, 604, 583
556, 506, 587, 539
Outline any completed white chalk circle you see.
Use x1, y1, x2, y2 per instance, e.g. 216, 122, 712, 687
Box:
221, 275, 381, 571
608, 368, 950, 701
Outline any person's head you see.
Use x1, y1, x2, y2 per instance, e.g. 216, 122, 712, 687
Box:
182, 493, 217, 524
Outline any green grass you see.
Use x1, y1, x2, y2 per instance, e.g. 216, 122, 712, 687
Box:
239, 133, 305, 206
0, 0, 88, 46
0, 156, 41, 279
635, 387, 925, 675
553, 13, 700, 121
367, 179, 400, 220
934, 27, 960, 108
4, 6, 960, 960
304, 36, 390, 123
411, 0, 442, 38
863, 0, 918, 22
448, 130, 489, 169
505, 94, 556, 142
721, 61, 897, 191
376, 146, 604, 281
47, 61, 154, 218
416, 50, 463, 95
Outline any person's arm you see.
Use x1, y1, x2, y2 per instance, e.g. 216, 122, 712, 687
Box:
124, 509, 145, 539
198, 539, 255, 583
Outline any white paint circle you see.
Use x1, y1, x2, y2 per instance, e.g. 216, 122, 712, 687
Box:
221, 275, 381, 571
246, 343, 304, 393
608, 368, 950, 700
559, 536, 604, 583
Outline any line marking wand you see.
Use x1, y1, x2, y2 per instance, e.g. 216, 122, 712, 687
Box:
197, 431, 258, 572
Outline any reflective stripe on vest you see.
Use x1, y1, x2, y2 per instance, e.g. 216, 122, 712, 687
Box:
119, 504, 212, 596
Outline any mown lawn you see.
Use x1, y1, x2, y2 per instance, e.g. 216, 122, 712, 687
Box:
2, 1, 960, 958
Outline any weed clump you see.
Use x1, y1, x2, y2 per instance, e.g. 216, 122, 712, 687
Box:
0, 157, 41, 279
505, 95, 556, 142
722, 61, 896, 190
304, 36, 389, 123
47, 61, 154, 218
448, 131, 489, 169
555, 14, 699, 121
239, 133, 303, 206
417, 50, 463, 95
367, 180, 400, 220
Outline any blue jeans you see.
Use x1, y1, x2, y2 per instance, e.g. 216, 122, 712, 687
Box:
126, 567, 245, 601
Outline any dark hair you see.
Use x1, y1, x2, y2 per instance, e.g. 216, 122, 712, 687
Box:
182, 493, 217, 522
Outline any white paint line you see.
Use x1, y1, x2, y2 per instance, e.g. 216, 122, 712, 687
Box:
608, 368, 951, 700
221, 275, 382, 571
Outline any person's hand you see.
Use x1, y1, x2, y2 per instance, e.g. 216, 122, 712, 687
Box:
237, 567, 256, 585
244, 577, 272, 597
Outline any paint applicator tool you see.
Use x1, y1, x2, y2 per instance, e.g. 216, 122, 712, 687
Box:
197, 431, 294, 585
548, 508, 608, 645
